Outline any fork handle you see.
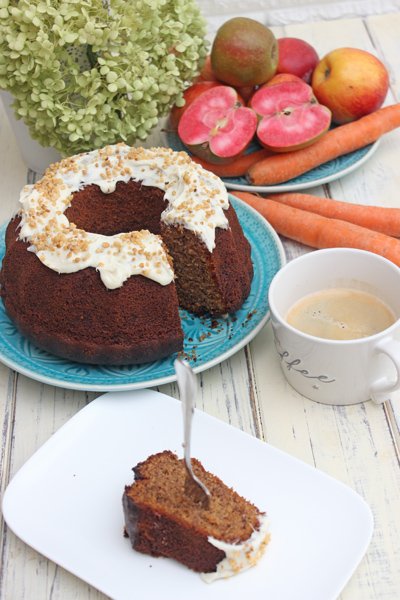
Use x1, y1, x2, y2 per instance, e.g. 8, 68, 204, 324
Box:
174, 358, 197, 469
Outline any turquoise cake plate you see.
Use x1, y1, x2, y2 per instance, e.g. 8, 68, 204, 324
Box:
0, 196, 285, 391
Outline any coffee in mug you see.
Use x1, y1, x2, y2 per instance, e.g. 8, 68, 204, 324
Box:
268, 248, 400, 405
286, 288, 396, 341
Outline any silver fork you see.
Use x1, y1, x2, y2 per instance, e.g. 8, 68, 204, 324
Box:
174, 358, 211, 508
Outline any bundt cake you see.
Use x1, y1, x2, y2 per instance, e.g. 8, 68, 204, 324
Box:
123, 450, 270, 581
0, 144, 253, 365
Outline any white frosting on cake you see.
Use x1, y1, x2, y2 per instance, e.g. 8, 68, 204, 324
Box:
201, 513, 270, 583
17, 144, 229, 290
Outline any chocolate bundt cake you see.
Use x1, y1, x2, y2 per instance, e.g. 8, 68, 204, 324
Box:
123, 451, 270, 581
0, 145, 253, 365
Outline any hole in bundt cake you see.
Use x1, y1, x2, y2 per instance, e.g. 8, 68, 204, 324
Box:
64, 180, 168, 236
64, 179, 253, 317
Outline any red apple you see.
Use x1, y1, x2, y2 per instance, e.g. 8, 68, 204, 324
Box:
177, 85, 257, 164
262, 73, 305, 88
248, 73, 307, 105
311, 47, 389, 124
197, 55, 218, 82
249, 80, 331, 152
169, 81, 222, 129
277, 37, 319, 83
236, 85, 256, 103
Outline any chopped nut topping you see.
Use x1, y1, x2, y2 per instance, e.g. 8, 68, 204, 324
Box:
17, 143, 228, 289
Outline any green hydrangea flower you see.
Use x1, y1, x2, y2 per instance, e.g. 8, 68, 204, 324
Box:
0, 0, 208, 155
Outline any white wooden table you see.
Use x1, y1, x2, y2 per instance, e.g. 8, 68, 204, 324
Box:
1, 7, 400, 600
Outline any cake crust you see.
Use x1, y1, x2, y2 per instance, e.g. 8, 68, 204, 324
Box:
123, 495, 226, 573
1, 217, 183, 365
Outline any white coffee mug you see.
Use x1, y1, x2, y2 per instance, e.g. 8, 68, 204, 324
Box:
268, 248, 400, 405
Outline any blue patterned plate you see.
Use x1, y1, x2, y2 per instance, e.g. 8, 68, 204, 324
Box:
0, 196, 285, 391
165, 131, 380, 193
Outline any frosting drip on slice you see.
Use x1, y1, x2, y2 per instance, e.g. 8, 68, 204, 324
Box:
201, 513, 270, 583
17, 145, 229, 289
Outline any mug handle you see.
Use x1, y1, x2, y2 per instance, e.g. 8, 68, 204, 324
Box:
370, 337, 400, 404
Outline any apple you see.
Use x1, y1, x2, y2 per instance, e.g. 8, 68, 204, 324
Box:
169, 81, 222, 129
195, 55, 256, 102
277, 37, 319, 83
177, 85, 257, 164
249, 73, 307, 104
249, 80, 331, 152
197, 55, 218, 82
311, 47, 389, 124
236, 85, 256, 103
262, 73, 305, 88
211, 17, 278, 87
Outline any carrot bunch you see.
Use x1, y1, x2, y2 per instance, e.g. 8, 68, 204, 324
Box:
234, 191, 400, 267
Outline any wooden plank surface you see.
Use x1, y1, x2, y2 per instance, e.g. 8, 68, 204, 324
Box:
1, 9, 400, 600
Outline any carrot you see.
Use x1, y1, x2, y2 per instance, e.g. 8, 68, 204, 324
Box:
234, 190, 400, 267
247, 104, 400, 185
191, 149, 272, 178
269, 192, 400, 237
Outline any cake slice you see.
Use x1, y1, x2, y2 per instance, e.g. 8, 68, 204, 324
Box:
122, 450, 270, 581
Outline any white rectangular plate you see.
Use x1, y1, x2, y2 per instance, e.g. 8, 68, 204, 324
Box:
2, 390, 373, 600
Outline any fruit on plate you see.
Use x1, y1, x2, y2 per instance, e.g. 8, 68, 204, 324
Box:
236, 85, 256, 103
262, 73, 305, 88
311, 47, 389, 124
249, 80, 331, 152
277, 37, 319, 83
169, 81, 221, 129
197, 55, 255, 101
197, 55, 218, 82
210, 17, 278, 87
177, 85, 257, 163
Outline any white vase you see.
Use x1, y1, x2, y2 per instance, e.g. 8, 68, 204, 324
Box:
1, 90, 61, 175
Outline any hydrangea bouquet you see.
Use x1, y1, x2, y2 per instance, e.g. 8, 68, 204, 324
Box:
0, 0, 207, 156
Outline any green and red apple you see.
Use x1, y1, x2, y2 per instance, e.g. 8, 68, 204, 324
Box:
311, 47, 389, 124
210, 17, 278, 87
